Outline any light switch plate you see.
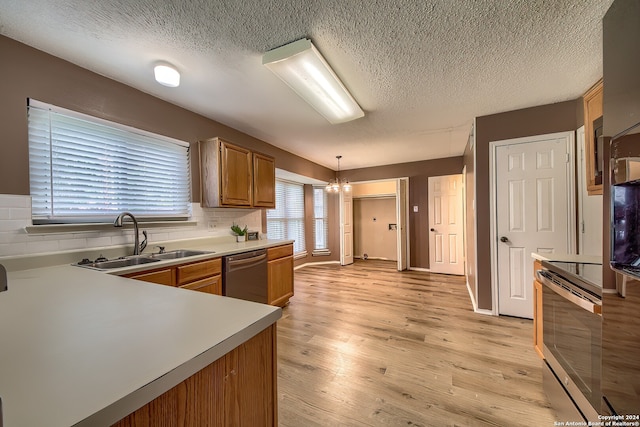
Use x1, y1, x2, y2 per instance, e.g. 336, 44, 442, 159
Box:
413, 205, 419, 213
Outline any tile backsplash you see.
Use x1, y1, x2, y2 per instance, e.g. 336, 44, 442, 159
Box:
0, 194, 262, 257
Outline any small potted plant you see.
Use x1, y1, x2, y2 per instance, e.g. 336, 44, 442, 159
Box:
231, 223, 248, 242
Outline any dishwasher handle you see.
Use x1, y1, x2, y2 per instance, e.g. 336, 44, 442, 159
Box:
225, 251, 267, 273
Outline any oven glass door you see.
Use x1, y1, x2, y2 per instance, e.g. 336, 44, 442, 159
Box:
543, 282, 602, 410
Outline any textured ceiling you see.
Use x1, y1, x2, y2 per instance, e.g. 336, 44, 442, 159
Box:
0, 0, 614, 170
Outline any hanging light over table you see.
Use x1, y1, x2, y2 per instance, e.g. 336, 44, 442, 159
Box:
326, 155, 351, 193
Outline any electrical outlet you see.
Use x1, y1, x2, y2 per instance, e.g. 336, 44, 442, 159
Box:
207, 221, 216, 230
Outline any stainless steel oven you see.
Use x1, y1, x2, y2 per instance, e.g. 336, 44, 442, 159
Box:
537, 260, 603, 422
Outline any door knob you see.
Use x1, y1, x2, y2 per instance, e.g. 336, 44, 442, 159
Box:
500, 236, 509, 243
430, 228, 435, 232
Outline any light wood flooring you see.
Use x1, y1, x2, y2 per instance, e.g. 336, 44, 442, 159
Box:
276, 260, 557, 427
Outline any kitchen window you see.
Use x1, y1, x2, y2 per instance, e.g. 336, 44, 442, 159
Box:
312, 186, 330, 255
266, 179, 306, 256
27, 100, 191, 224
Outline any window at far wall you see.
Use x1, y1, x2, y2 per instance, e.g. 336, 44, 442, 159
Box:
267, 179, 306, 255
312, 186, 330, 255
27, 100, 191, 224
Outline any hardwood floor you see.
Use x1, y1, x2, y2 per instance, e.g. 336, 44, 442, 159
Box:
276, 260, 556, 427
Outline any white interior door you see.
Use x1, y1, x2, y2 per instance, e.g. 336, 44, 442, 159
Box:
340, 190, 354, 265
428, 174, 464, 275
396, 178, 408, 271
494, 133, 574, 318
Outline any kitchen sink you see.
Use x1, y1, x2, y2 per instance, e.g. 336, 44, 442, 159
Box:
73, 249, 213, 270
75, 256, 161, 270
147, 249, 214, 260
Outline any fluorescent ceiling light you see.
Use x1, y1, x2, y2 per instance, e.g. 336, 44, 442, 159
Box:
154, 64, 180, 87
263, 38, 364, 124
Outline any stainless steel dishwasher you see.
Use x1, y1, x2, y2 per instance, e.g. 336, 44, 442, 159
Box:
223, 249, 268, 304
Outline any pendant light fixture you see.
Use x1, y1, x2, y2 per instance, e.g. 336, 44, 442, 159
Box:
326, 155, 351, 193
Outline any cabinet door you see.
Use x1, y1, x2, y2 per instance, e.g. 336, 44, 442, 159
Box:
220, 140, 252, 206
267, 255, 294, 307
533, 279, 544, 359
584, 79, 603, 195
179, 275, 222, 295
126, 268, 174, 286
225, 325, 276, 426
253, 152, 275, 208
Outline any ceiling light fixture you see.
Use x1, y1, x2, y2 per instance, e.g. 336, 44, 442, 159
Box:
262, 38, 364, 124
326, 155, 351, 193
154, 64, 180, 87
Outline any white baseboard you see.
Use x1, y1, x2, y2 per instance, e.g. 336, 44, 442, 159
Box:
466, 279, 495, 316
408, 267, 430, 272
294, 260, 341, 270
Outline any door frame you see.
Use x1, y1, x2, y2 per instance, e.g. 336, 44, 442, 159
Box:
489, 131, 576, 316
342, 178, 410, 268
396, 177, 409, 271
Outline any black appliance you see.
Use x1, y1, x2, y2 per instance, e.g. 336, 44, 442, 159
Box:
605, 122, 640, 416
537, 260, 602, 422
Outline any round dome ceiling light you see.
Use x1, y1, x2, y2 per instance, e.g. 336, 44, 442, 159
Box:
154, 64, 180, 87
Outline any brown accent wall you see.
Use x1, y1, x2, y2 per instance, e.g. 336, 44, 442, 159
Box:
343, 157, 464, 269
602, 0, 640, 290
0, 35, 334, 199
462, 133, 476, 304
474, 100, 580, 310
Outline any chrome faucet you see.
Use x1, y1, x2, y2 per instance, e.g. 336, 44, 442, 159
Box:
114, 212, 147, 255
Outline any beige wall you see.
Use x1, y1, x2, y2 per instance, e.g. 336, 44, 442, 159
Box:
353, 197, 397, 260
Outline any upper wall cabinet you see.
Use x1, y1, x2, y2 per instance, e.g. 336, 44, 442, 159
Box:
199, 137, 275, 208
584, 79, 604, 195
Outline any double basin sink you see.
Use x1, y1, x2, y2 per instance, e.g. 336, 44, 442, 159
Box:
75, 250, 213, 270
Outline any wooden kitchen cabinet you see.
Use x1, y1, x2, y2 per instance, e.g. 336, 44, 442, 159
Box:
267, 244, 294, 307
125, 268, 174, 286
112, 324, 277, 427
253, 152, 276, 208
583, 79, 604, 196
199, 137, 275, 208
125, 257, 222, 295
533, 260, 544, 359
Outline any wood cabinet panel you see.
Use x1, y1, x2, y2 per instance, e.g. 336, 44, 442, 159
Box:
112, 325, 276, 427
179, 275, 222, 295
176, 258, 222, 286
533, 260, 544, 359
220, 140, 253, 206
125, 268, 175, 286
268, 256, 293, 307
267, 244, 293, 261
199, 137, 275, 208
253, 152, 275, 208
584, 79, 604, 195
267, 244, 294, 307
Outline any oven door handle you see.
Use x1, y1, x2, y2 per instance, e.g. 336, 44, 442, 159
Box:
536, 270, 602, 316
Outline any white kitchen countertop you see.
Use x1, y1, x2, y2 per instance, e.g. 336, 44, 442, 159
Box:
531, 252, 603, 264
0, 253, 282, 425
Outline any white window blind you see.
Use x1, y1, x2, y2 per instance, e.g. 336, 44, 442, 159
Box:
28, 100, 191, 223
267, 179, 306, 255
313, 186, 329, 252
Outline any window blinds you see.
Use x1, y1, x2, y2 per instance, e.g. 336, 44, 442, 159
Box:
28, 100, 191, 223
313, 186, 328, 250
267, 179, 306, 254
